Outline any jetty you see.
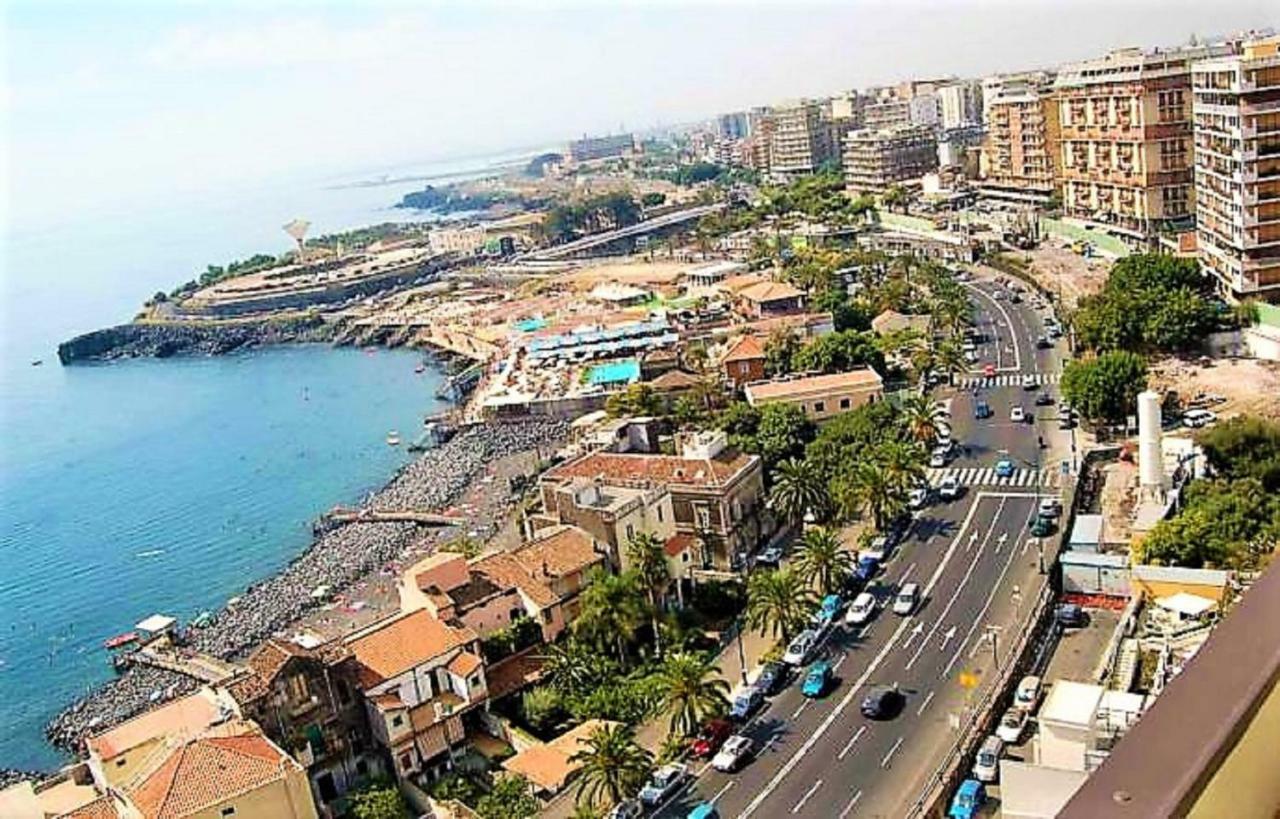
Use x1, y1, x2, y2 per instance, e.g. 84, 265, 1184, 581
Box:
127, 639, 243, 685
322, 507, 468, 527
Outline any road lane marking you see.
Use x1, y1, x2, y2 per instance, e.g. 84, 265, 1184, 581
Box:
901, 620, 924, 650
941, 522, 1031, 679
737, 495, 989, 819
897, 562, 917, 585
837, 725, 867, 760
965, 282, 1023, 371
917, 690, 936, 716
834, 652, 847, 671
881, 737, 905, 768
791, 701, 809, 720
838, 790, 863, 819
791, 780, 822, 814
711, 781, 734, 804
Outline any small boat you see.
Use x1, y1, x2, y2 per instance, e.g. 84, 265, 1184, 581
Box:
386, 431, 401, 446
414, 363, 426, 374
103, 632, 139, 650
31, 359, 43, 366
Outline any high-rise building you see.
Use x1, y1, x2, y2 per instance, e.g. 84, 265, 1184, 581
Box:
1192, 37, 1280, 302
979, 75, 1061, 203
717, 111, 751, 140
768, 99, 835, 179
843, 125, 940, 194
744, 107, 775, 175
909, 94, 942, 129
567, 133, 635, 163
863, 99, 912, 131
1054, 43, 1232, 241
939, 81, 983, 128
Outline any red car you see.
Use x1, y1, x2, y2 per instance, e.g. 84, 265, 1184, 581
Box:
983, 363, 996, 377
691, 719, 734, 758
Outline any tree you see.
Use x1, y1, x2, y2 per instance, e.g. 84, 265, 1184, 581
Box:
521, 686, 563, 733
1071, 254, 1217, 354
746, 568, 817, 643
791, 330, 884, 375
1061, 351, 1148, 425
1198, 416, 1280, 491
881, 185, 910, 214
753, 403, 815, 467
764, 327, 803, 377
541, 639, 619, 698
898, 394, 945, 445
574, 571, 647, 663
769, 457, 828, 527
641, 192, 667, 207
349, 783, 410, 819
570, 723, 654, 810
476, 775, 540, 819
874, 440, 927, 499
795, 527, 853, 596
627, 532, 672, 655
1138, 478, 1280, 570
657, 653, 731, 739
606, 384, 663, 418
836, 458, 904, 530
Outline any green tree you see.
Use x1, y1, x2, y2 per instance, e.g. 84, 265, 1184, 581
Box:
881, 185, 910, 213
627, 532, 672, 655
1060, 351, 1148, 425
541, 639, 619, 697
1071, 254, 1217, 354
641, 192, 667, 207
874, 440, 927, 499
573, 571, 647, 663
606, 384, 663, 418
769, 457, 829, 527
1198, 416, 1280, 491
1138, 478, 1280, 570
657, 653, 731, 739
753, 403, 815, 467
764, 327, 802, 377
746, 568, 817, 643
476, 775, 540, 819
795, 527, 854, 596
569, 723, 654, 810
836, 458, 904, 530
521, 686, 563, 733
349, 783, 410, 819
791, 330, 884, 374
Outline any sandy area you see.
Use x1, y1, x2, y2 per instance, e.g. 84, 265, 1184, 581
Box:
563, 259, 693, 287
1021, 243, 1111, 308
1149, 356, 1280, 421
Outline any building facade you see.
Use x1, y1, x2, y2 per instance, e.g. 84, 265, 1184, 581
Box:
862, 99, 912, 132
567, 133, 634, 164
1192, 37, 1280, 302
743, 369, 885, 422
939, 80, 983, 129
716, 111, 750, 140
843, 126, 940, 194
768, 100, 835, 179
980, 75, 1061, 202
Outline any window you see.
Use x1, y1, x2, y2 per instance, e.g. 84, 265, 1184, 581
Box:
391, 715, 404, 728
814, 401, 826, 413
839, 398, 851, 410
625, 523, 634, 541
221, 809, 236, 817
400, 753, 414, 771
470, 674, 481, 688
115, 757, 127, 767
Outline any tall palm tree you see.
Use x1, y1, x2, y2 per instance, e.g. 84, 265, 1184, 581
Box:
657, 653, 731, 739
573, 570, 646, 664
932, 339, 967, 385
746, 568, 817, 644
769, 457, 828, 528
875, 440, 927, 499
837, 459, 902, 531
569, 723, 654, 810
794, 527, 854, 596
626, 533, 671, 657
899, 394, 945, 446
540, 639, 616, 698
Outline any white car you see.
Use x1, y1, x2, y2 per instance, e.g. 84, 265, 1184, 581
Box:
892, 583, 920, 615
782, 630, 819, 665
964, 350, 980, 364
606, 801, 643, 819
638, 763, 688, 806
845, 591, 877, 625
1183, 408, 1218, 428
1010, 406, 1026, 423
1038, 497, 1062, 518
972, 735, 1005, 783
996, 708, 1030, 743
1014, 675, 1042, 711
712, 735, 755, 772
908, 487, 929, 509
860, 535, 889, 562
938, 474, 962, 501
929, 449, 947, 468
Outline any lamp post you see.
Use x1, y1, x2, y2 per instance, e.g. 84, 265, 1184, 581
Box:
984, 625, 1001, 668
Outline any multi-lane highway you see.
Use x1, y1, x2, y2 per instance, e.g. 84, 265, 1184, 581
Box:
657, 269, 1070, 819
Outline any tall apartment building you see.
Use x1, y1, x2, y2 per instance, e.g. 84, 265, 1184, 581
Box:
769, 99, 835, 179
1192, 37, 1280, 302
829, 92, 865, 126
939, 81, 983, 128
744, 107, 775, 175
568, 133, 635, 163
980, 75, 1061, 203
863, 99, 912, 131
843, 125, 940, 194
909, 93, 942, 129
1054, 43, 1231, 241
717, 111, 750, 140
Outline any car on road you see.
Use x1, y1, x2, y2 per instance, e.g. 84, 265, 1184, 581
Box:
846, 591, 877, 625
983, 363, 997, 377
1056, 603, 1087, 628
996, 708, 1030, 743
1183, 408, 1218, 428
1036, 335, 1053, 349
1021, 374, 1037, 390
687, 802, 719, 819
930, 447, 949, 468
972, 735, 1005, 783
860, 534, 891, 562
909, 486, 929, 509
860, 685, 904, 720
606, 799, 643, 819
782, 630, 819, 665
711, 735, 755, 773
1010, 406, 1026, 423
755, 661, 789, 696
639, 763, 688, 806
995, 457, 1015, 478
948, 779, 987, 819
1035, 391, 1054, 406
1029, 515, 1056, 537
802, 660, 833, 698
691, 719, 734, 758
892, 582, 920, 615
1038, 497, 1062, 518
1014, 676, 1042, 711
755, 545, 784, 566
814, 593, 844, 627
974, 401, 992, 420
728, 686, 764, 721
855, 555, 881, 583
1058, 414, 1075, 430
939, 474, 962, 500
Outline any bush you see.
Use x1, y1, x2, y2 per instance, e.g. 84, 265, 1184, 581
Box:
521, 686, 564, 733
1060, 351, 1147, 425
349, 782, 410, 819
689, 579, 746, 623
476, 775, 540, 819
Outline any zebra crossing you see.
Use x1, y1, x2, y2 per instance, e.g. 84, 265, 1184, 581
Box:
955, 372, 1061, 389
927, 466, 1062, 490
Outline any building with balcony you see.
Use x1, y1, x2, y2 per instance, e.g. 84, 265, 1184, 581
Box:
939, 80, 983, 129
767, 100, 835, 180
979, 75, 1061, 203
744, 368, 885, 422
1192, 36, 1280, 302
567, 133, 634, 164
862, 99, 912, 132
843, 126, 940, 194
716, 111, 750, 140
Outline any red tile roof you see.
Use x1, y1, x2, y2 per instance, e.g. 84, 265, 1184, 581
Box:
347, 609, 475, 685
745, 368, 884, 402
543, 449, 757, 491
127, 732, 297, 819
471, 553, 558, 609
62, 796, 123, 819
721, 335, 765, 363
737, 280, 804, 304
447, 651, 483, 678
515, 526, 603, 579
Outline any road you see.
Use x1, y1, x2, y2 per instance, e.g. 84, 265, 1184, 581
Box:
655, 270, 1070, 819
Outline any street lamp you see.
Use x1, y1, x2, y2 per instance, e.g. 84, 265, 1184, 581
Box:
983, 625, 1002, 668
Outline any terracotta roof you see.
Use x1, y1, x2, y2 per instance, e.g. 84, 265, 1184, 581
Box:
447, 651, 483, 678
719, 273, 767, 293
471, 553, 558, 609
127, 732, 296, 819
226, 638, 350, 706
485, 649, 546, 701
664, 533, 697, 557
87, 690, 226, 762
737, 280, 804, 303
648, 369, 701, 391
745, 368, 884, 402
721, 334, 765, 363
370, 693, 406, 711
871, 309, 932, 336
61, 795, 123, 819
347, 609, 475, 685
515, 526, 603, 579
543, 449, 757, 491
502, 720, 619, 793
739, 312, 833, 338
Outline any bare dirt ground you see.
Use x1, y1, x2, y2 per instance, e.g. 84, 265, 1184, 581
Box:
1022, 242, 1111, 308
1149, 356, 1280, 421
562, 259, 692, 288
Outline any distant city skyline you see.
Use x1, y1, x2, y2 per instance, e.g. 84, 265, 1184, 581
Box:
5, 1, 1277, 231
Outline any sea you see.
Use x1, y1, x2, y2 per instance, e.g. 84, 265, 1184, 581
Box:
0, 148, 540, 770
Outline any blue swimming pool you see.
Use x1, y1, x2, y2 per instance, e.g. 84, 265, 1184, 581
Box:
515, 317, 547, 333
589, 358, 641, 385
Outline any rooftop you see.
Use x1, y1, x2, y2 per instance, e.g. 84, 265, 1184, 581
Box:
745, 368, 884, 402
501, 719, 619, 793
737, 280, 805, 304
515, 525, 603, 579
1040, 680, 1106, 727
346, 609, 475, 685
721, 334, 766, 364
543, 448, 757, 491
87, 689, 231, 763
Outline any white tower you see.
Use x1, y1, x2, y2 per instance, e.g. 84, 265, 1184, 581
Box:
283, 219, 311, 261
1137, 390, 1164, 499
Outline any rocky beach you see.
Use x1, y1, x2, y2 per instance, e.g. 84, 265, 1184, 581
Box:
56, 316, 338, 363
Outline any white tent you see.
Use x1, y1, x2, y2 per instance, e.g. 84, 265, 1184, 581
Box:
1155, 592, 1217, 619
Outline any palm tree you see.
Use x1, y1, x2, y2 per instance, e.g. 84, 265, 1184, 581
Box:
932, 339, 967, 385
769, 457, 828, 528
570, 723, 654, 810
875, 440, 927, 500
657, 653, 731, 739
837, 460, 901, 531
541, 639, 616, 698
573, 570, 646, 664
899, 394, 945, 446
794, 527, 854, 596
746, 568, 817, 643
626, 533, 671, 656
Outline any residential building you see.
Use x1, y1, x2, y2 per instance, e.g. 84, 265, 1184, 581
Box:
734, 279, 806, 317
980, 75, 1061, 203
828, 91, 865, 127
539, 431, 767, 572
1032, 680, 1144, 773
862, 99, 912, 132
939, 124, 986, 174
719, 334, 767, 389
743, 368, 885, 422
716, 111, 750, 140
1192, 37, 1280, 302
344, 609, 488, 782
843, 126, 940, 194
534, 479, 672, 567
871, 309, 933, 337
939, 80, 983, 128
501, 720, 619, 798
1055, 43, 1233, 241
567, 133, 634, 164
684, 259, 748, 288
744, 107, 775, 175
909, 93, 942, 129
768, 100, 835, 179
428, 226, 486, 256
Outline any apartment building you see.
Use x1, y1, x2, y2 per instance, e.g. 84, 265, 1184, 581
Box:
768, 100, 835, 179
743, 368, 885, 422
743, 107, 775, 175
843, 125, 940, 194
909, 93, 942, 129
939, 80, 983, 128
863, 99, 912, 131
1054, 43, 1232, 241
1192, 37, 1280, 302
716, 111, 750, 140
567, 133, 634, 164
980, 75, 1061, 203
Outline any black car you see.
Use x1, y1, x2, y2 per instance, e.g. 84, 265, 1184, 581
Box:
860, 686, 904, 720
1056, 603, 1087, 628
1035, 392, 1054, 406
1036, 335, 1053, 349
755, 661, 789, 696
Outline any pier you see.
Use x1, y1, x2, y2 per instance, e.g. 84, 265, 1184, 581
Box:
128, 639, 243, 685
322, 507, 468, 527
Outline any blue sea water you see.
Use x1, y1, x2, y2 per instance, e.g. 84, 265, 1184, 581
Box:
0, 149, 537, 769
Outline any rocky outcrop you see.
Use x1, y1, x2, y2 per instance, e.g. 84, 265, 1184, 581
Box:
57, 316, 336, 364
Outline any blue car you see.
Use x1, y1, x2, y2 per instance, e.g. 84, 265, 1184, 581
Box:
688, 803, 719, 819
801, 660, 832, 698
949, 779, 986, 819
856, 555, 880, 583
995, 458, 1015, 478
815, 593, 844, 626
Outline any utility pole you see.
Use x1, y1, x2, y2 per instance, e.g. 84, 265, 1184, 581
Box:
984, 625, 1001, 668
735, 625, 749, 687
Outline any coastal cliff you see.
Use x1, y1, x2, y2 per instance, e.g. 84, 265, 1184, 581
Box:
57, 316, 336, 364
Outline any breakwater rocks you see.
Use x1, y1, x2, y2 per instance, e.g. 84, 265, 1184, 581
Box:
45, 417, 567, 753
57, 316, 336, 364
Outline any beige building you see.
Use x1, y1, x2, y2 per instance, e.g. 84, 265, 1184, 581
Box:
980, 75, 1061, 203
862, 98, 912, 132
744, 368, 885, 422
1192, 37, 1280, 302
768, 100, 835, 180
843, 125, 940, 194
428, 226, 486, 256
939, 80, 983, 129
1055, 43, 1232, 241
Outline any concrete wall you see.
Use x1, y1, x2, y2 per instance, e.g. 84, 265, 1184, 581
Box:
193, 766, 319, 819
1186, 673, 1280, 819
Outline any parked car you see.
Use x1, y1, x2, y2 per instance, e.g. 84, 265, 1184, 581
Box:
996, 708, 1030, 743
711, 735, 755, 773
1029, 515, 1055, 537
639, 763, 689, 806
1014, 676, 1042, 711
860, 685, 904, 720
974, 401, 992, 420
930, 448, 948, 468
846, 591, 877, 625
814, 593, 844, 627
1035, 391, 1054, 406
691, 719, 734, 758
909, 486, 929, 509
728, 686, 764, 721
606, 799, 643, 819
687, 802, 719, 819
756, 545, 784, 566
855, 555, 881, 583
1183, 408, 1218, 428
939, 474, 962, 500
1056, 603, 1087, 628
948, 779, 987, 819
755, 661, 789, 696
1010, 406, 1026, 423
972, 735, 1005, 783
782, 630, 819, 665
995, 458, 1015, 478
892, 582, 920, 615
1036, 335, 1053, 349
802, 660, 833, 698
860, 535, 890, 562
1022, 374, 1037, 390
1038, 497, 1062, 518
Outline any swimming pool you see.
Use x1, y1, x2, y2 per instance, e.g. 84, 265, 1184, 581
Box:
515, 317, 547, 333
588, 358, 641, 385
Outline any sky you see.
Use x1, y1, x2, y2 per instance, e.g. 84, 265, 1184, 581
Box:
4, 0, 1278, 232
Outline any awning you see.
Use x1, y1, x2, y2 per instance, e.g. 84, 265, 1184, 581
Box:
1156, 592, 1217, 618
135, 614, 177, 633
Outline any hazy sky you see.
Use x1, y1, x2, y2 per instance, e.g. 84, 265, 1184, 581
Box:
4, 1, 1277, 230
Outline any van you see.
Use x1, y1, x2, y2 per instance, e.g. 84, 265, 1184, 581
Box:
972, 735, 1005, 783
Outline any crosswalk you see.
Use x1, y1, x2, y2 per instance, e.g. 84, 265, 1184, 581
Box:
955, 372, 1061, 389
927, 466, 1062, 489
